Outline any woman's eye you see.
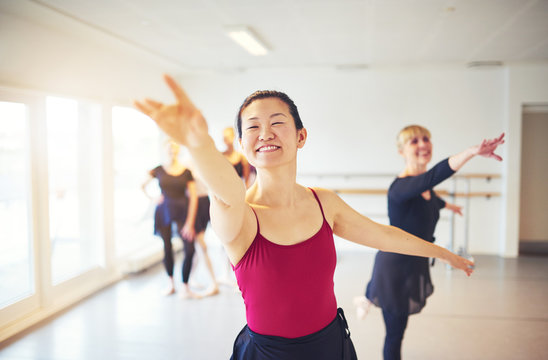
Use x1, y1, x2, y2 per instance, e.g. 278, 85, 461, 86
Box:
410, 138, 418, 144
423, 136, 430, 143
246, 126, 258, 130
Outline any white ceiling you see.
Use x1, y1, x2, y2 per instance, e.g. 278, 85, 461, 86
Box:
24, 0, 548, 71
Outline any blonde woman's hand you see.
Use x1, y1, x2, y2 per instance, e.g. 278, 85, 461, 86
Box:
473, 133, 505, 161
134, 75, 209, 148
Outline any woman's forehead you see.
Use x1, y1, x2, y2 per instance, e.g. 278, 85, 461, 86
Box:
408, 132, 429, 139
241, 98, 290, 120
403, 130, 430, 140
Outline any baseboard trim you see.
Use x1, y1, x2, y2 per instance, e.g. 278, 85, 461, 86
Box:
519, 240, 548, 255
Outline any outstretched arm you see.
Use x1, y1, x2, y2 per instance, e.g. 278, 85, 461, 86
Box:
319, 189, 474, 276
134, 75, 247, 244
448, 133, 505, 171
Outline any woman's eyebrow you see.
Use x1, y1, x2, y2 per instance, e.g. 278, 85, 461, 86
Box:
245, 113, 287, 121
270, 113, 287, 119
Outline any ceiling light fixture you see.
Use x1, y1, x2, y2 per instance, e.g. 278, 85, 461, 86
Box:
225, 26, 268, 56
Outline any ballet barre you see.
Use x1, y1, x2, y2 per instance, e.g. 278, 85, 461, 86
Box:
332, 188, 500, 198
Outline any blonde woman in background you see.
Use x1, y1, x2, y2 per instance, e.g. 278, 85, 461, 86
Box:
361, 125, 504, 360
222, 126, 254, 188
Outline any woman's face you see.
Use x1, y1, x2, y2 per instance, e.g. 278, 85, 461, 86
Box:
400, 134, 432, 167
239, 97, 306, 169
167, 140, 180, 159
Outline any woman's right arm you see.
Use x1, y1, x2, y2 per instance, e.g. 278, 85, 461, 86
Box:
141, 172, 156, 201
134, 75, 248, 244
318, 188, 474, 276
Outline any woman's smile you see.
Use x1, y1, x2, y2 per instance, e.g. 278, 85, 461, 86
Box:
256, 145, 280, 153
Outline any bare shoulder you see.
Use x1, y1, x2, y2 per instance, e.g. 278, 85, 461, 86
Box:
308, 187, 344, 224
309, 186, 341, 203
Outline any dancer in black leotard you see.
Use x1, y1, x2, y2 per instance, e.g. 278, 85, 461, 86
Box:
142, 139, 199, 298
362, 125, 504, 360
187, 169, 220, 296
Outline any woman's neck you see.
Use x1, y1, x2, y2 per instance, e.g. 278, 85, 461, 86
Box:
223, 145, 234, 155
168, 157, 180, 166
247, 163, 299, 208
401, 163, 427, 177
163, 158, 183, 173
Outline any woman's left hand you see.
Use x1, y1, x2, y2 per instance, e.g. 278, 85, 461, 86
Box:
445, 202, 463, 216
446, 252, 475, 276
474, 133, 505, 161
181, 223, 196, 241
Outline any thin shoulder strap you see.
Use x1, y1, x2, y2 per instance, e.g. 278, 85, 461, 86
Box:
250, 206, 260, 233
308, 188, 326, 220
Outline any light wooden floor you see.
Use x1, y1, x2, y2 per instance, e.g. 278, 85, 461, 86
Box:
1, 251, 547, 360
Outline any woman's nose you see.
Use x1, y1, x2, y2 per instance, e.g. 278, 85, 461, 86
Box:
259, 126, 274, 141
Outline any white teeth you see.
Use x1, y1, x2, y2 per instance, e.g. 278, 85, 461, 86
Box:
258, 145, 278, 152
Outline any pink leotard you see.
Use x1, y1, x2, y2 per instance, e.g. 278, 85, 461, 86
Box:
233, 188, 338, 338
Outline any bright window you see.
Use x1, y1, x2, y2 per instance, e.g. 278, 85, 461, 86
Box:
47, 97, 103, 284
112, 106, 159, 257
0, 101, 33, 308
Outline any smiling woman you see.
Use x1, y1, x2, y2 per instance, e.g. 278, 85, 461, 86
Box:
238, 96, 307, 171
363, 125, 504, 360
134, 75, 475, 360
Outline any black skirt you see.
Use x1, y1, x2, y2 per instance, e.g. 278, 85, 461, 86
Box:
194, 196, 210, 234
231, 308, 357, 360
153, 197, 189, 235
366, 251, 433, 315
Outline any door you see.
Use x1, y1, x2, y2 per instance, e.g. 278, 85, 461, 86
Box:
519, 105, 548, 255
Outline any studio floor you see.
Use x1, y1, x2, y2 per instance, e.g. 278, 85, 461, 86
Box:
1, 250, 547, 360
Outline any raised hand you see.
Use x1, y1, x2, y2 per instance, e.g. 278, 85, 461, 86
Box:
134, 75, 209, 148
474, 133, 505, 161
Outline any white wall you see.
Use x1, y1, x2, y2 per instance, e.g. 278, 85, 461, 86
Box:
182, 66, 505, 175
503, 64, 548, 256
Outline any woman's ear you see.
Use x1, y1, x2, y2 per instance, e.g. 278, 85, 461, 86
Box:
297, 128, 308, 149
